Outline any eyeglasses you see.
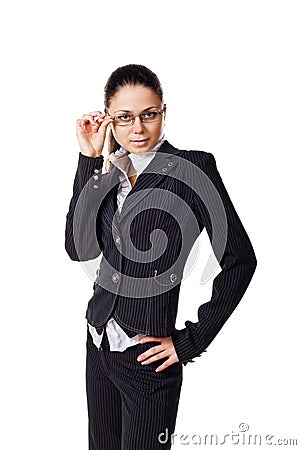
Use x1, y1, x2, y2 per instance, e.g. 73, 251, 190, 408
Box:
110, 108, 165, 127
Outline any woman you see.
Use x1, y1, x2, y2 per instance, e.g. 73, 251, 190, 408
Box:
65, 64, 257, 450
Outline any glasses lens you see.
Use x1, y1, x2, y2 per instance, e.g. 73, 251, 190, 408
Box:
141, 110, 161, 122
114, 110, 162, 126
114, 114, 133, 126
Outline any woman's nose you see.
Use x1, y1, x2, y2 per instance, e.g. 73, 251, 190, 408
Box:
132, 116, 144, 133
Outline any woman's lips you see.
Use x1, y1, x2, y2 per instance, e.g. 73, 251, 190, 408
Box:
131, 139, 149, 146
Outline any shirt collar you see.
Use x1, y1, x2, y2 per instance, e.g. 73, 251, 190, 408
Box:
108, 135, 165, 177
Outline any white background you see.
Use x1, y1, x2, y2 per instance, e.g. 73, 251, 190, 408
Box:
1, 1, 300, 448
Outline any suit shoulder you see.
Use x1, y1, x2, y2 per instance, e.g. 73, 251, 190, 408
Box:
176, 148, 216, 168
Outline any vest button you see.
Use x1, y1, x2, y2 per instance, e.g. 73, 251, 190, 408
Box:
93, 175, 99, 181
115, 235, 121, 245
94, 168, 100, 174
93, 184, 99, 189
162, 167, 167, 172
170, 273, 177, 283
112, 273, 120, 283
167, 162, 173, 166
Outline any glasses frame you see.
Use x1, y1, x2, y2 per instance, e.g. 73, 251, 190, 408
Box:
110, 107, 165, 127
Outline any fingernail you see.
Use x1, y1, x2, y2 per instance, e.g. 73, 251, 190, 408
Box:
137, 356, 142, 361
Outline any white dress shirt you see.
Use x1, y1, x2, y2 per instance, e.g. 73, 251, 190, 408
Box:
88, 136, 165, 350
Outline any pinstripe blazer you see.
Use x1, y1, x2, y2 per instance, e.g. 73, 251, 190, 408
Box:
65, 139, 257, 365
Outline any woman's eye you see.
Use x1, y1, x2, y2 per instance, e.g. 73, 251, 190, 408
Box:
118, 114, 131, 121
143, 111, 157, 119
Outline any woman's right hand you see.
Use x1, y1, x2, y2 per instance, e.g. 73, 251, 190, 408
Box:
76, 111, 113, 157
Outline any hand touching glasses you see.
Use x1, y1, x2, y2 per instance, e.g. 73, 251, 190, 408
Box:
76, 111, 113, 158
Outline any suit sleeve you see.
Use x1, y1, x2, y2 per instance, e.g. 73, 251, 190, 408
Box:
65, 152, 104, 261
171, 152, 257, 365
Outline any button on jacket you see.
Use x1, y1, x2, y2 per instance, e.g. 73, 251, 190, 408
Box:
65, 139, 257, 365
88, 137, 165, 350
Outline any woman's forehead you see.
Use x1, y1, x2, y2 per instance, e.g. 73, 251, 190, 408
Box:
109, 85, 162, 113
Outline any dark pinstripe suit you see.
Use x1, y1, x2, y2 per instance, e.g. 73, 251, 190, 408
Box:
65, 139, 257, 449
65, 139, 257, 364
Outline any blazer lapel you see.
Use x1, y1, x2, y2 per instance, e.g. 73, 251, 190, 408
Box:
100, 140, 181, 224
116, 140, 181, 222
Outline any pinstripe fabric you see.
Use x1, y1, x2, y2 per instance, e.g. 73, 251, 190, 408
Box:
88, 137, 165, 350
65, 139, 257, 365
86, 325, 183, 450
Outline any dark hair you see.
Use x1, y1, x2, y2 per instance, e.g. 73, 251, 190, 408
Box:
103, 64, 164, 172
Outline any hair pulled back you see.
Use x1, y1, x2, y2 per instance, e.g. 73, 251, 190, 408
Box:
103, 64, 164, 171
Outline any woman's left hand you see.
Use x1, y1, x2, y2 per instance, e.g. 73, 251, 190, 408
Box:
137, 336, 179, 372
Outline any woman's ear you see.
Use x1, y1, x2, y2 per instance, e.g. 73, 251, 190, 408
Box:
163, 103, 167, 120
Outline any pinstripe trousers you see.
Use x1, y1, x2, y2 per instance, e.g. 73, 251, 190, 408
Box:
86, 325, 183, 449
